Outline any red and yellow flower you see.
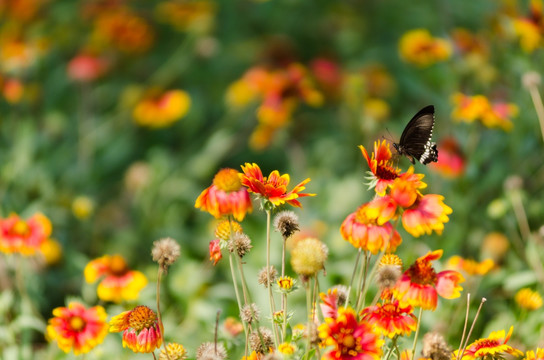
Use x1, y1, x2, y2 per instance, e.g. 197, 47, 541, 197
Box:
320, 288, 341, 320
46, 302, 108, 355
195, 168, 253, 221
155, 0, 216, 33
92, 9, 154, 53
67, 53, 107, 82
133, 89, 191, 128
0, 212, 52, 256
389, 167, 427, 208
511, 0, 544, 53
226, 63, 323, 150
430, 137, 466, 179
341, 198, 401, 254
359, 140, 400, 196
392, 250, 464, 310
84, 254, 148, 303
398, 29, 452, 67
446, 256, 494, 276
240, 162, 315, 208
455, 326, 523, 360
209, 239, 222, 266
401, 194, 452, 237
451, 93, 518, 132
318, 307, 383, 360
361, 299, 417, 338
109, 305, 163, 353
277, 276, 295, 291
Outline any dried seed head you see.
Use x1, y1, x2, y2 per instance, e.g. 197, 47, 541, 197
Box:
152, 237, 181, 271
257, 266, 278, 288
522, 71, 541, 89
249, 327, 274, 354
196, 342, 227, 360
331, 285, 348, 306
421, 332, 451, 360
376, 264, 402, 290
240, 303, 260, 324
263, 353, 282, 360
504, 175, 523, 192
227, 233, 252, 258
273, 211, 300, 239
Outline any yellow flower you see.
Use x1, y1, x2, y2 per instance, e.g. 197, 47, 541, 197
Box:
447, 256, 495, 276
72, 196, 94, 220
39, 238, 63, 266
277, 276, 295, 291
278, 342, 296, 355
215, 219, 243, 240
225, 79, 258, 109
133, 89, 191, 128
513, 19, 541, 53
159, 342, 187, 360
524, 348, 544, 360
515, 288, 543, 311
84, 255, 148, 303
399, 29, 452, 67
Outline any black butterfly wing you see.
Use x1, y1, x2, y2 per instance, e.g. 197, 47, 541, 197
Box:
396, 105, 438, 165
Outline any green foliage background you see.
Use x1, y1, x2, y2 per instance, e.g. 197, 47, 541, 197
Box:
1, 0, 544, 358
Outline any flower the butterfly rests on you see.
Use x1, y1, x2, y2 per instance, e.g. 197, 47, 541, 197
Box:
393, 105, 438, 165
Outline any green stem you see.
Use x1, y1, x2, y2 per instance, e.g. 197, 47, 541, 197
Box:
281, 238, 287, 341
384, 336, 398, 360
228, 252, 247, 335
305, 277, 313, 352
148, 34, 196, 88
236, 255, 250, 305
411, 307, 423, 360
355, 252, 369, 312
345, 248, 362, 307
265, 209, 280, 347
156, 268, 172, 360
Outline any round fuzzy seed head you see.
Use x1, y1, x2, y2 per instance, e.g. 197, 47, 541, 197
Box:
257, 266, 278, 288
273, 211, 300, 239
196, 342, 227, 360
240, 303, 260, 324
523, 71, 541, 89
227, 233, 252, 258
249, 327, 274, 354
421, 332, 451, 360
290, 237, 328, 276
152, 237, 181, 271
376, 264, 402, 290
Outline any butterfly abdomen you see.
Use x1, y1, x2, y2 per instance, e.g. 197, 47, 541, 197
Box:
419, 142, 438, 164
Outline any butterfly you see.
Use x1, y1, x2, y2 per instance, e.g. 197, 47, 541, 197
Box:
392, 105, 438, 165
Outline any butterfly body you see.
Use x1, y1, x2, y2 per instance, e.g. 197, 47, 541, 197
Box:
393, 105, 438, 165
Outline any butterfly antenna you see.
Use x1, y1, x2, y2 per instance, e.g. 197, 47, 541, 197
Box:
385, 127, 395, 143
